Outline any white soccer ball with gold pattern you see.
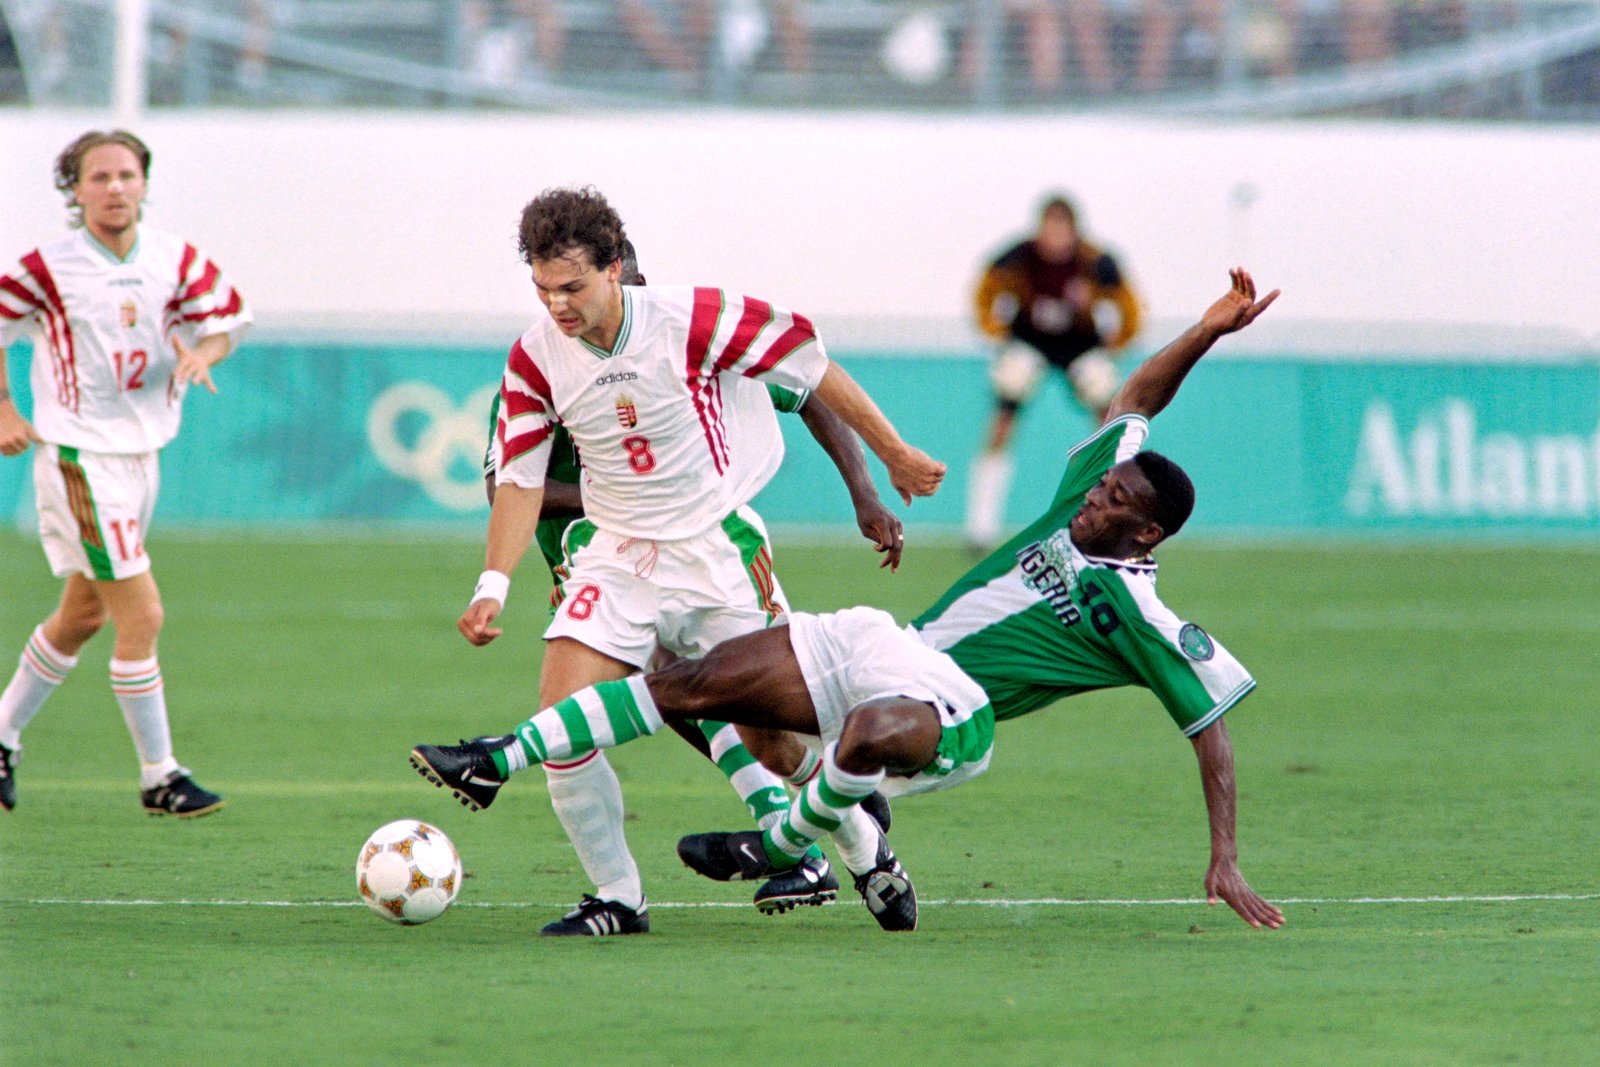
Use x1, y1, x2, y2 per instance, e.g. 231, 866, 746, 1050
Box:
356, 819, 462, 925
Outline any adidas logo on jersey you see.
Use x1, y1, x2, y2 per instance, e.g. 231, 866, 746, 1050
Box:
595, 371, 639, 386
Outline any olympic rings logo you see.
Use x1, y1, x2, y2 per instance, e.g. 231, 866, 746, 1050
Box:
366, 382, 498, 512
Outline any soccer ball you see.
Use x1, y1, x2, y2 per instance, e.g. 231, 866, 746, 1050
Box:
356, 819, 462, 925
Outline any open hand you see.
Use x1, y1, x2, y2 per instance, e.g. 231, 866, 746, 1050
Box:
173, 336, 219, 394
1200, 268, 1279, 339
1205, 856, 1285, 929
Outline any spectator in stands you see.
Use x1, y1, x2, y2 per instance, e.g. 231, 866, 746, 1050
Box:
618, 1, 810, 79
464, 0, 566, 82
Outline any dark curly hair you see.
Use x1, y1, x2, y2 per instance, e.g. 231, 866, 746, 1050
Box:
54, 130, 152, 227
1132, 450, 1195, 541
517, 186, 627, 271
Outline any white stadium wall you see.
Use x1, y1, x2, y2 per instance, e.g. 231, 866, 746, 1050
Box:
5, 111, 1600, 536
2, 110, 1597, 349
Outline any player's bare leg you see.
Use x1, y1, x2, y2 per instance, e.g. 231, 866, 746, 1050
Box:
40, 574, 109, 654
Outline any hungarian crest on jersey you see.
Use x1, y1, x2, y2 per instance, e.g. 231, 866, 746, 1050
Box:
615, 394, 638, 429
119, 299, 138, 328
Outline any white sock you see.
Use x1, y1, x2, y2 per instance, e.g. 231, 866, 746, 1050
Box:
544, 752, 644, 911
0, 627, 78, 750
785, 747, 822, 787
109, 657, 177, 788
830, 801, 883, 875
965, 451, 1014, 547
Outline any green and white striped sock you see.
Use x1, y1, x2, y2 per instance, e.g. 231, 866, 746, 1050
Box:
763, 743, 884, 868
491, 675, 664, 775
700, 721, 827, 864
699, 720, 790, 826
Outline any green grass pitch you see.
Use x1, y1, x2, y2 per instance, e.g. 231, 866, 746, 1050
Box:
1, 530, 1596, 1065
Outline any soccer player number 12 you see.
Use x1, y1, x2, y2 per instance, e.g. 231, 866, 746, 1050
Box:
113, 349, 148, 391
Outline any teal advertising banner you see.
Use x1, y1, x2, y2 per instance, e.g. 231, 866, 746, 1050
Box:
4, 342, 1598, 538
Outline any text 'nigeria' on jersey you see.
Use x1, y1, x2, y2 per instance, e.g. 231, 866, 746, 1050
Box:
1017, 533, 1082, 628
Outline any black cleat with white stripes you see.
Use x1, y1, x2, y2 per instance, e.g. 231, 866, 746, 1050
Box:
540, 894, 650, 937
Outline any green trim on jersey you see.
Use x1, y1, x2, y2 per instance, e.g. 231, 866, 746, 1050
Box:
84, 228, 140, 266
913, 414, 1255, 735
721, 511, 783, 623
552, 519, 601, 609
931, 702, 995, 777
764, 382, 809, 413
578, 288, 634, 360
57, 446, 116, 580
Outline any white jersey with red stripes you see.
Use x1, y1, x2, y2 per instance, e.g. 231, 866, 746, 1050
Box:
497, 285, 828, 541
0, 225, 252, 454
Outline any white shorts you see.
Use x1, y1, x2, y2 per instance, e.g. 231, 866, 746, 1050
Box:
33, 443, 158, 582
785, 607, 995, 797
544, 505, 789, 668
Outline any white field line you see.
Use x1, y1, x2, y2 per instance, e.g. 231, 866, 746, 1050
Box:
8, 893, 1597, 910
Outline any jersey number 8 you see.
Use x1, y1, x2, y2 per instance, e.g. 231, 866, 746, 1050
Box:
621, 435, 656, 474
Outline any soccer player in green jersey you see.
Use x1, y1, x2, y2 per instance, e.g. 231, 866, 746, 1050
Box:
418, 268, 1282, 932
475, 240, 906, 931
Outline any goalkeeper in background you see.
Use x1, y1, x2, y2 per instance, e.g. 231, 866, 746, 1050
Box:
967, 194, 1141, 551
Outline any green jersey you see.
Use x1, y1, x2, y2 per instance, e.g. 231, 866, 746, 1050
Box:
913, 415, 1254, 737
484, 383, 810, 579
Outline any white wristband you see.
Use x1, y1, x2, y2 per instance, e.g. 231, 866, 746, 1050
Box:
472, 570, 510, 608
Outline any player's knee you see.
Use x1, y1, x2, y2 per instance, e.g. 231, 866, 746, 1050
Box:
116, 599, 165, 644
837, 700, 939, 776
645, 656, 732, 721
740, 727, 805, 778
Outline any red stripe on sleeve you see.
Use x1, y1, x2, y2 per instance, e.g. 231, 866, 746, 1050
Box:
507, 340, 553, 402
709, 296, 773, 376
1, 275, 41, 315
21, 251, 77, 411
499, 424, 553, 466
178, 243, 197, 285
747, 312, 817, 378
176, 260, 221, 306
178, 287, 243, 324
503, 389, 547, 418
684, 288, 730, 474
686, 287, 723, 375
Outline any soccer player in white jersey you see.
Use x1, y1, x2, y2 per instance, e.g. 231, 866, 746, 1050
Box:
412, 187, 943, 936
413, 269, 1284, 933
0, 130, 252, 817
482, 239, 904, 924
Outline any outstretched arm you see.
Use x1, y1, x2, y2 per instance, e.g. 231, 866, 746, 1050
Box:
1104, 268, 1278, 424
1191, 718, 1284, 929
797, 395, 905, 570
812, 361, 946, 505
